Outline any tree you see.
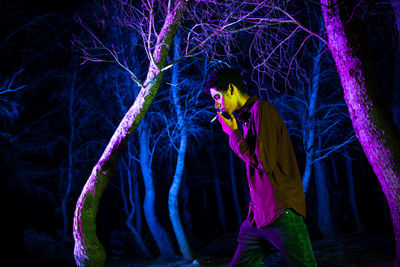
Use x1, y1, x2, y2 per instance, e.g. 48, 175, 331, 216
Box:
165, 29, 217, 260
107, 66, 153, 258
72, 1, 187, 265
168, 31, 193, 261
321, 0, 400, 263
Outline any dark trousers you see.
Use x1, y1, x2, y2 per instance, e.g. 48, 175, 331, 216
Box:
229, 209, 317, 267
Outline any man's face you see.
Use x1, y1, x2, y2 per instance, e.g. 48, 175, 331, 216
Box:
210, 87, 225, 112
210, 87, 234, 114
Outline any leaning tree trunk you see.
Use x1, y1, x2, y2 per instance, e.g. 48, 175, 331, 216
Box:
72, 2, 186, 266
321, 1, 400, 264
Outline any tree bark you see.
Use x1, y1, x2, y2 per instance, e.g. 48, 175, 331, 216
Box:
72, 1, 186, 266
321, 0, 400, 264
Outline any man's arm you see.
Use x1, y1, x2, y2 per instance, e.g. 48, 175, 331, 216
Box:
229, 101, 282, 175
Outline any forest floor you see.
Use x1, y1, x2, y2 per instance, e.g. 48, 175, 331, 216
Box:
106, 233, 396, 267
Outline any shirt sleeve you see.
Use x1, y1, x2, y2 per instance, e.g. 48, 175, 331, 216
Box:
228, 101, 282, 175
229, 129, 259, 169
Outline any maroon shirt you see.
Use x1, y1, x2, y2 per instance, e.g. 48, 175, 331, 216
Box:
229, 96, 306, 228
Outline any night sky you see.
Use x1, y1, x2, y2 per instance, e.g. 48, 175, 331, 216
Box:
2, 0, 399, 266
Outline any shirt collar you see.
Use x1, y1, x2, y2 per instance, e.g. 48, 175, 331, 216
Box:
237, 96, 258, 123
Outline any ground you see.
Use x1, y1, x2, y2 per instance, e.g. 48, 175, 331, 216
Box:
105, 233, 396, 267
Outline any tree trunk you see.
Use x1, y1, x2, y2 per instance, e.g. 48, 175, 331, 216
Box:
169, 135, 192, 260
72, 2, 186, 266
168, 31, 193, 261
302, 36, 324, 192
315, 137, 337, 238
329, 155, 339, 184
139, 119, 175, 259
181, 172, 192, 243
321, 1, 400, 263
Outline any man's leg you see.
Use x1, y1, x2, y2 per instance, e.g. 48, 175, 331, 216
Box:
262, 209, 317, 267
229, 219, 268, 267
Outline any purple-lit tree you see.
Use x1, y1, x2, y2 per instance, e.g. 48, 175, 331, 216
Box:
105, 65, 154, 258
102, 22, 175, 258
72, 1, 187, 265
321, 0, 400, 263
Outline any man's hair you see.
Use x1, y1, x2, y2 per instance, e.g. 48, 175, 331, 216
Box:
205, 67, 247, 95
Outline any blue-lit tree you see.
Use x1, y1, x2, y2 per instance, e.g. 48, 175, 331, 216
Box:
167, 31, 194, 261
165, 30, 218, 260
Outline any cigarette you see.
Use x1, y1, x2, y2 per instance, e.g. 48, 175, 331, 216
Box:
210, 115, 218, 123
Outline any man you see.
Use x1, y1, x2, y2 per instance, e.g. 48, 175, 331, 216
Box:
205, 67, 317, 266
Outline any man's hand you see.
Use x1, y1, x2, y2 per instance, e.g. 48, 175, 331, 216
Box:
217, 112, 238, 135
